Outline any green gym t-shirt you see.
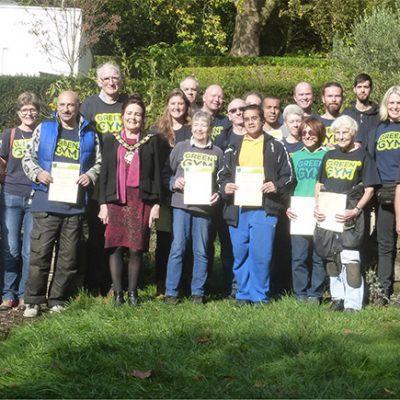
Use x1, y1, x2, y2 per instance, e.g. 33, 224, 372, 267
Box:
292, 147, 328, 197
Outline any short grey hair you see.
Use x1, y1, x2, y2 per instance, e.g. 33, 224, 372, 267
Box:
331, 115, 358, 135
96, 61, 122, 80
192, 110, 212, 126
283, 104, 304, 121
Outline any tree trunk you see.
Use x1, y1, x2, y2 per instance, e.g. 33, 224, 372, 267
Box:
230, 0, 277, 57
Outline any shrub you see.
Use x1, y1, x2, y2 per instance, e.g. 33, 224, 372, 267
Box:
331, 6, 400, 104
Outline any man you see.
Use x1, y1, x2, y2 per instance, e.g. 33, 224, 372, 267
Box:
214, 98, 246, 150
80, 61, 125, 295
318, 82, 344, 146
293, 81, 314, 117
22, 91, 101, 317
342, 73, 380, 144
180, 76, 199, 108
262, 96, 282, 138
80, 61, 125, 138
201, 84, 231, 141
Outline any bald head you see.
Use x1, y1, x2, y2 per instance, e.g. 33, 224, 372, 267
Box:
293, 82, 314, 115
180, 76, 199, 105
57, 91, 80, 129
202, 84, 224, 115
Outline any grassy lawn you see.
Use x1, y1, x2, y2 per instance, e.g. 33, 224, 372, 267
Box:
0, 290, 399, 399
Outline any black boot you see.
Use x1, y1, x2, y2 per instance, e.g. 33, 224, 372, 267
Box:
128, 291, 138, 307
114, 292, 124, 307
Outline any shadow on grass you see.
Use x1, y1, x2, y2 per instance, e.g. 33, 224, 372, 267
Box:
1, 304, 400, 399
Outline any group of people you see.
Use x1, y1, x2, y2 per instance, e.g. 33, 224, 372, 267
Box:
0, 62, 398, 317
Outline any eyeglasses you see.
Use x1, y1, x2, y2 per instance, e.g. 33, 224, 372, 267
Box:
301, 130, 318, 137
19, 108, 38, 116
228, 107, 245, 114
101, 76, 121, 83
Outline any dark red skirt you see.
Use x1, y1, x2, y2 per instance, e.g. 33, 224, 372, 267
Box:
105, 187, 151, 251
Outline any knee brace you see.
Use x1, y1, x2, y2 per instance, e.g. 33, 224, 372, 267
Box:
346, 263, 362, 288
326, 259, 341, 277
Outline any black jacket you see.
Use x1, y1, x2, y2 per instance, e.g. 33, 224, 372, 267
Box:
342, 102, 380, 146
98, 132, 170, 205
217, 132, 294, 227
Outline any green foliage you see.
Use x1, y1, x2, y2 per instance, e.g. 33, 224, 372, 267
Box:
0, 76, 58, 131
1, 294, 400, 398
331, 6, 400, 103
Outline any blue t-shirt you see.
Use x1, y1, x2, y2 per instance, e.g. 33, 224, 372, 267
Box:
374, 121, 400, 183
31, 127, 86, 215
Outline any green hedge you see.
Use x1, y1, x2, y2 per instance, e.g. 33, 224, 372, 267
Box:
173, 65, 334, 112
0, 76, 58, 131
0, 61, 334, 131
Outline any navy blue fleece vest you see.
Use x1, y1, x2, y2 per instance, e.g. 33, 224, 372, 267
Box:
32, 118, 96, 193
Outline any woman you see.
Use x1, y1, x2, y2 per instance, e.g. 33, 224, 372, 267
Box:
315, 115, 380, 311
164, 111, 222, 304
368, 86, 400, 301
286, 117, 327, 303
0, 92, 40, 311
151, 88, 191, 296
218, 104, 293, 306
98, 95, 163, 306
281, 104, 304, 154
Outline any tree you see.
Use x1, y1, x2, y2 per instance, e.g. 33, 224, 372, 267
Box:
19, 0, 120, 75
230, 0, 279, 56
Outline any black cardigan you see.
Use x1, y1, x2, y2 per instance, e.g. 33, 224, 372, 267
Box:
98, 132, 170, 205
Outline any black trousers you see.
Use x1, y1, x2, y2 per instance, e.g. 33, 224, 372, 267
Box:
24, 212, 84, 307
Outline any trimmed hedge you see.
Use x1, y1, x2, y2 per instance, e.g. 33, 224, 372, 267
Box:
0, 61, 334, 131
173, 65, 334, 113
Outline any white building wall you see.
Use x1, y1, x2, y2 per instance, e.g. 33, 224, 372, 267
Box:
0, 4, 92, 76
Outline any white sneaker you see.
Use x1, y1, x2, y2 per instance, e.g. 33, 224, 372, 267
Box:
49, 305, 65, 313
23, 304, 40, 318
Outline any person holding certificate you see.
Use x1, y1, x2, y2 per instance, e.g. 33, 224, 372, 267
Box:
218, 104, 294, 306
149, 88, 192, 297
164, 111, 222, 304
21, 91, 101, 317
286, 117, 328, 303
0, 92, 40, 311
315, 115, 380, 312
98, 95, 164, 307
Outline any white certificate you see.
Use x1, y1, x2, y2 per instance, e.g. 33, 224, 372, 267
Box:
234, 166, 264, 207
184, 165, 212, 205
290, 196, 316, 235
48, 162, 80, 204
317, 191, 347, 233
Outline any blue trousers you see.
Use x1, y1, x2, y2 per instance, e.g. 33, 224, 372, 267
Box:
291, 235, 325, 299
165, 208, 211, 297
229, 209, 277, 303
0, 191, 33, 301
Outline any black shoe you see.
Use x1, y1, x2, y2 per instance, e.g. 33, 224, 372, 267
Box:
330, 299, 344, 312
114, 292, 124, 307
234, 300, 251, 308
164, 296, 179, 305
127, 291, 138, 307
192, 296, 204, 305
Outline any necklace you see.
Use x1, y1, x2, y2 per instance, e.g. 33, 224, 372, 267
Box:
113, 131, 151, 164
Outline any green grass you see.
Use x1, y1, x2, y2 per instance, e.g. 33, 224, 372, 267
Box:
0, 292, 400, 398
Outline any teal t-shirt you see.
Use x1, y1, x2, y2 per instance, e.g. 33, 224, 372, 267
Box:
292, 147, 328, 197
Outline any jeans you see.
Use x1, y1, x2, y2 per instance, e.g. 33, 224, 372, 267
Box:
0, 191, 33, 301
291, 235, 325, 299
165, 208, 212, 298
24, 212, 85, 307
376, 203, 396, 294
229, 209, 277, 303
